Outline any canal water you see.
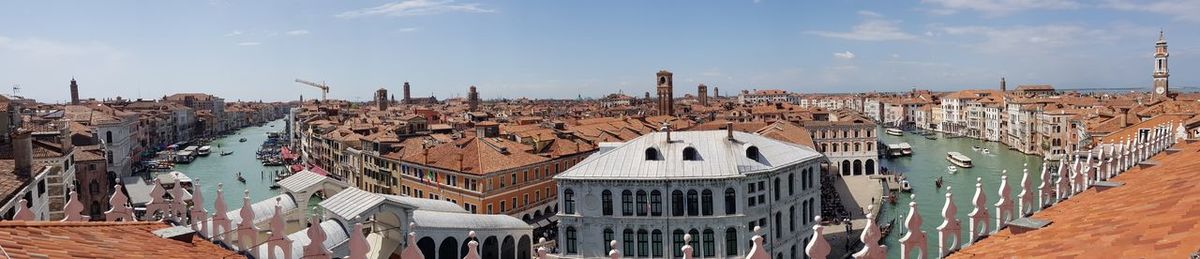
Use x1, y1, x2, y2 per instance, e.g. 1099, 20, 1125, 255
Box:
172, 119, 286, 212
875, 129, 1044, 257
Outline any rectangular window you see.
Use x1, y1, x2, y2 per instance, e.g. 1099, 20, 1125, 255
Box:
500, 201, 506, 212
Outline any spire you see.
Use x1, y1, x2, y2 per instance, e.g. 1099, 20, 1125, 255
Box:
1158, 29, 1165, 43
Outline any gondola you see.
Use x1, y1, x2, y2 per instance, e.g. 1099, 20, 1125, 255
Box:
239, 138, 248, 142
935, 176, 944, 189
220, 151, 234, 156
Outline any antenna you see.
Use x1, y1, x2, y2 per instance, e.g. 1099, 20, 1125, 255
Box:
11, 84, 20, 95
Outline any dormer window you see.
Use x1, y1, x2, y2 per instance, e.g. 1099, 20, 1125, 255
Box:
645, 147, 661, 161
746, 146, 761, 161
683, 147, 699, 161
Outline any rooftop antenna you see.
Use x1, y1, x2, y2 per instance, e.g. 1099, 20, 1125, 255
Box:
11, 84, 20, 96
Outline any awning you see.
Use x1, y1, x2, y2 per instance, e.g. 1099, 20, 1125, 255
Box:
310, 165, 328, 176
281, 147, 297, 160
290, 164, 304, 173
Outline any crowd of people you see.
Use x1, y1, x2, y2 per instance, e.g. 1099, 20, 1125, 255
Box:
820, 172, 852, 223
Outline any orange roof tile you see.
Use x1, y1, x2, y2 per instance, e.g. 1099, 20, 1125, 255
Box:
0, 221, 243, 259
951, 141, 1200, 258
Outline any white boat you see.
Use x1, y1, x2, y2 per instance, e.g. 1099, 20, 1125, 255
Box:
947, 165, 958, 174
899, 180, 912, 192
981, 148, 990, 154
197, 146, 211, 156
886, 128, 903, 136
947, 152, 974, 168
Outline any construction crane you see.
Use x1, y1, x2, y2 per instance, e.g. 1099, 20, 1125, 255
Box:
294, 79, 330, 101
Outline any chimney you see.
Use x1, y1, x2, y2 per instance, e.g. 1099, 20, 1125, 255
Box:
726, 122, 735, 140
662, 122, 672, 143
13, 129, 32, 176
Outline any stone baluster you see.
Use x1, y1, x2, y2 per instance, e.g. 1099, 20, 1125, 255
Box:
169, 183, 189, 222
1055, 160, 1070, 201
348, 222, 370, 259
853, 205, 886, 259
303, 213, 332, 258
967, 178, 990, 242
807, 216, 831, 259
400, 223, 424, 259
608, 240, 621, 259
1076, 152, 1091, 193
144, 178, 169, 221
62, 187, 87, 221
266, 197, 293, 259
995, 174, 1014, 231
190, 180, 208, 233
463, 231, 481, 259
682, 233, 695, 259
105, 183, 135, 222
745, 227, 768, 259
211, 183, 231, 241
237, 190, 259, 251
1122, 138, 1131, 171
937, 187, 962, 256
1177, 122, 1187, 143
1038, 160, 1054, 208
1018, 167, 1034, 216
897, 196, 926, 259
12, 199, 33, 220
535, 245, 550, 259
1094, 146, 1106, 182
1102, 144, 1113, 180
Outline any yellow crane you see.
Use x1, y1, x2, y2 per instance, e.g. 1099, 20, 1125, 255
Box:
294, 79, 330, 101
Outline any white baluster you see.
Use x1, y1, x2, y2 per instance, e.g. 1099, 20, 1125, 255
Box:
1056, 160, 1070, 201
62, 187, 87, 221
463, 231, 481, 259
236, 190, 259, 251
937, 187, 962, 256
105, 182, 135, 222
682, 233, 695, 259
12, 199, 33, 220
995, 174, 1014, 231
190, 180, 208, 233
1038, 160, 1053, 209
348, 222, 370, 259
806, 216, 831, 259
1018, 167, 1033, 216
211, 183, 231, 241
144, 178, 169, 221
266, 197, 293, 259
745, 227, 768, 259
853, 205, 886, 259
608, 240, 621, 259
303, 213, 332, 258
968, 178, 990, 242
898, 196, 926, 259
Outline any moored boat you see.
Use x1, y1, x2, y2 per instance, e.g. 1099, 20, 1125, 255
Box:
197, 146, 211, 156
886, 128, 903, 136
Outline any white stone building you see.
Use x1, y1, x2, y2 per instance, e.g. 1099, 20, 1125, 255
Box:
554, 130, 824, 259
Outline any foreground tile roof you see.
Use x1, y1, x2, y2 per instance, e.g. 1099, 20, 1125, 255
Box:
0, 221, 243, 259
951, 140, 1200, 258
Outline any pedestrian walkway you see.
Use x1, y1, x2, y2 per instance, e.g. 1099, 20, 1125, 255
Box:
821, 175, 884, 257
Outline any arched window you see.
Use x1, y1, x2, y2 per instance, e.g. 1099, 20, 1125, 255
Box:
603, 228, 613, 252
673, 230, 685, 257
832, 144, 838, 152
672, 190, 684, 216
700, 189, 713, 216
702, 229, 715, 257
623, 229, 634, 256
854, 160, 863, 175
645, 148, 660, 161
773, 178, 781, 201
724, 188, 736, 215
563, 189, 575, 214
789, 206, 796, 232
866, 159, 876, 175
746, 146, 761, 161
651, 230, 664, 257
854, 143, 860, 152
725, 228, 739, 256
106, 131, 113, 144
636, 190, 647, 216
650, 190, 662, 216
601, 190, 612, 216
854, 130, 859, 138
787, 173, 794, 196
686, 190, 699, 216
622, 190, 634, 216
774, 212, 782, 238
636, 230, 649, 257
566, 227, 578, 254
867, 142, 873, 151
688, 229, 700, 257
683, 147, 699, 161
842, 143, 849, 152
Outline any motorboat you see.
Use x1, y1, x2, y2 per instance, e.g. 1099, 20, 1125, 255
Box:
220, 151, 234, 156
197, 146, 211, 156
947, 165, 958, 174
239, 138, 248, 143
981, 148, 991, 154
899, 180, 912, 192
886, 128, 903, 136
925, 134, 938, 140
947, 152, 974, 168
971, 146, 981, 151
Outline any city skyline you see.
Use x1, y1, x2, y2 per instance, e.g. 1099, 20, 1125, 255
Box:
3, 0, 1197, 103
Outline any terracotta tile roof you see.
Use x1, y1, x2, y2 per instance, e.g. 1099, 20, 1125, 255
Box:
0, 220, 242, 259
1097, 113, 1191, 144
951, 141, 1200, 258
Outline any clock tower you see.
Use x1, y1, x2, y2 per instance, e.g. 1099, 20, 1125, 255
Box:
1153, 30, 1169, 96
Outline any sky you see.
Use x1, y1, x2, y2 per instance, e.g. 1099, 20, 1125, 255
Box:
1, 0, 1197, 103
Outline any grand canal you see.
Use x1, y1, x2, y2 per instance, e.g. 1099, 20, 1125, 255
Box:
172, 119, 286, 212
875, 130, 1045, 257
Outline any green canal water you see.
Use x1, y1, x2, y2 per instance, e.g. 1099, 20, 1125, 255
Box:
173, 119, 287, 212
875, 129, 1045, 258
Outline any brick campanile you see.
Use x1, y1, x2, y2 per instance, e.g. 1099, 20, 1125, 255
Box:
656, 70, 674, 116
70, 78, 80, 105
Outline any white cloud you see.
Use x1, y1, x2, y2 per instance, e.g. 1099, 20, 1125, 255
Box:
939, 25, 1114, 53
891, 53, 902, 58
1103, 0, 1200, 22
834, 51, 857, 59
336, 0, 495, 18
237, 42, 261, 46
922, 0, 1082, 16
286, 30, 310, 36
397, 27, 420, 33
807, 11, 918, 41
224, 30, 243, 37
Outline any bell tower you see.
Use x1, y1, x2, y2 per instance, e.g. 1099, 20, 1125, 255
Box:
1153, 30, 1170, 96
656, 70, 674, 116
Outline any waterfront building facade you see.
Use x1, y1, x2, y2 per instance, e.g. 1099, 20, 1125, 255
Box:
555, 130, 824, 259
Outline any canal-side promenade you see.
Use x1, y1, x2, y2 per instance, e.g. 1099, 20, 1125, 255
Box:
823, 174, 885, 257
172, 119, 287, 212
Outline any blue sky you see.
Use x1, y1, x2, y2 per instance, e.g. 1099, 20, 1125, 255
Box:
1, 0, 1196, 103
